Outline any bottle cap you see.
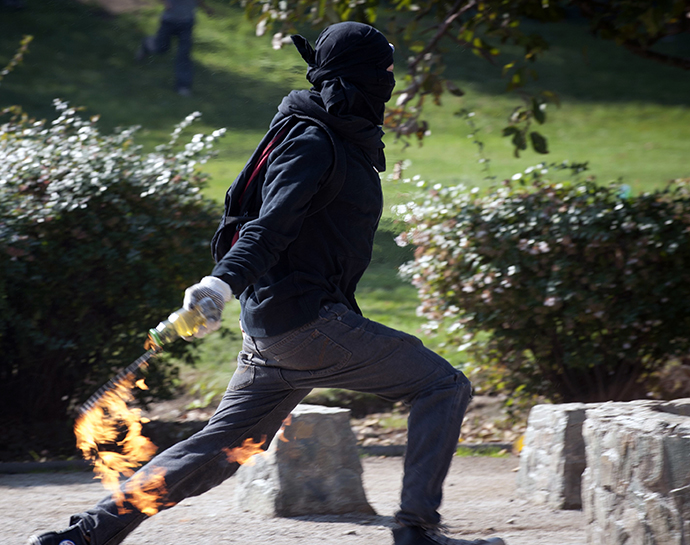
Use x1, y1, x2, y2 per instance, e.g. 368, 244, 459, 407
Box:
147, 328, 164, 350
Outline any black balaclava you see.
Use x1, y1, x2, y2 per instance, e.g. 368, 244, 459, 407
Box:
291, 22, 395, 126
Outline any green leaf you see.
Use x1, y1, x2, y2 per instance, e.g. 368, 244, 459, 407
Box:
512, 131, 527, 157
507, 69, 525, 92
541, 90, 561, 107
446, 80, 465, 97
639, 8, 660, 36
530, 131, 549, 154
410, 41, 425, 53
532, 98, 546, 124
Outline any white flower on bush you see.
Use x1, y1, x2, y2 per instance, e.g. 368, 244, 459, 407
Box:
536, 241, 550, 253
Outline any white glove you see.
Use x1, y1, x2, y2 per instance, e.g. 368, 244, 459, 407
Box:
182, 276, 233, 339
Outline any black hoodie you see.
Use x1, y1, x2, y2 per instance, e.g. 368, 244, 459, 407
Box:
211, 23, 395, 337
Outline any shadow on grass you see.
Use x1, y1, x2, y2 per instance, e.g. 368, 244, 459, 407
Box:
4, 1, 689, 141
0, 0, 295, 137
388, 14, 690, 107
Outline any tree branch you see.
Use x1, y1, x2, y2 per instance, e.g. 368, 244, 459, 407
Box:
570, 0, 690, 71
622, 41, 690, 71
408, 0, 477, 71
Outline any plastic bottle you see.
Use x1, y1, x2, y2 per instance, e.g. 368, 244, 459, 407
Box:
146, 297, 221, 350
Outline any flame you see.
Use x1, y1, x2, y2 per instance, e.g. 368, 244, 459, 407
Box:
277, 414, 292, 442
222, 414, 293, 466
75, 377, 297, 519
135, 378, 149, 390
223, 437, 267, 467
74, 373, 167, 517
117, 467, 169, 516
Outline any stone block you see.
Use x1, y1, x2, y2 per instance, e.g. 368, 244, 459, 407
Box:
582, 399, 690, 545
234, 404, 375, 517
517, 402, 595, 509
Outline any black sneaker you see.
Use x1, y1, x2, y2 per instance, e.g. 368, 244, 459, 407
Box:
27, 525, 88, 545
393, 525, 506, 545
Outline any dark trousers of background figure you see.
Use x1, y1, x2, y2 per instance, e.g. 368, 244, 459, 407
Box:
141, 19, 194, 93
71, 303, 473, 545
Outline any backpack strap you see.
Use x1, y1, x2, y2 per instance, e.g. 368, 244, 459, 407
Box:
211, 115, 347, 263
228, 121, 295, 248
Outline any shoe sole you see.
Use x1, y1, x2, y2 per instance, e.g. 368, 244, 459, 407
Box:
27, 536, 78, 545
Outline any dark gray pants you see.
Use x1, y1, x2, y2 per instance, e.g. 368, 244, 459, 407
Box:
74, 303, 472, 545
142, 18, 193, 91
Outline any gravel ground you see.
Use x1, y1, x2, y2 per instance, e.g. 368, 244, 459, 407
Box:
3, 455, 584, 545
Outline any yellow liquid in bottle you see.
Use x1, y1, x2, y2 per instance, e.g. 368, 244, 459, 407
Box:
147, 297, 221, 349
167, 307, 205, 338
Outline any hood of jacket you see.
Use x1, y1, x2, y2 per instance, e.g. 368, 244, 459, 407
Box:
291, 22, 395, 127
276, 89, 387, 172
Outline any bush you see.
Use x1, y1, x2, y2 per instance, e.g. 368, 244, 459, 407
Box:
0, 101, 224, 455
398, 165, 690, 402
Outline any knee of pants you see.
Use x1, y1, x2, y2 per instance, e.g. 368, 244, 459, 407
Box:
412, 368, 472, 406
457, 370, 472, 392
446, 370, 472, 404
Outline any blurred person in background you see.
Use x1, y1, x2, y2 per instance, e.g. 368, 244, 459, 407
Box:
135, 0, 213, 96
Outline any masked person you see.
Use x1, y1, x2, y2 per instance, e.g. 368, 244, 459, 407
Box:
29, 22, 504, 545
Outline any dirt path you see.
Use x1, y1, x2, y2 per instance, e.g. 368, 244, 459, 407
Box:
3, 455, 584, 545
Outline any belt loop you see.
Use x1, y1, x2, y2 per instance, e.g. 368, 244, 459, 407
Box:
333, 302, 348, 317
320, 302, 348, 320
243, 333, 257, 354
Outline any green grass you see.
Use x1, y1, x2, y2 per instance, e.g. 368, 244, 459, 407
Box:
455, 445, 511, 458
2, 0, 689, 397
3, 2, 689, 196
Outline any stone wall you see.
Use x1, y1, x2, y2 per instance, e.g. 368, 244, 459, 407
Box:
517, 403, 594, 509
582, 399, 690, 545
